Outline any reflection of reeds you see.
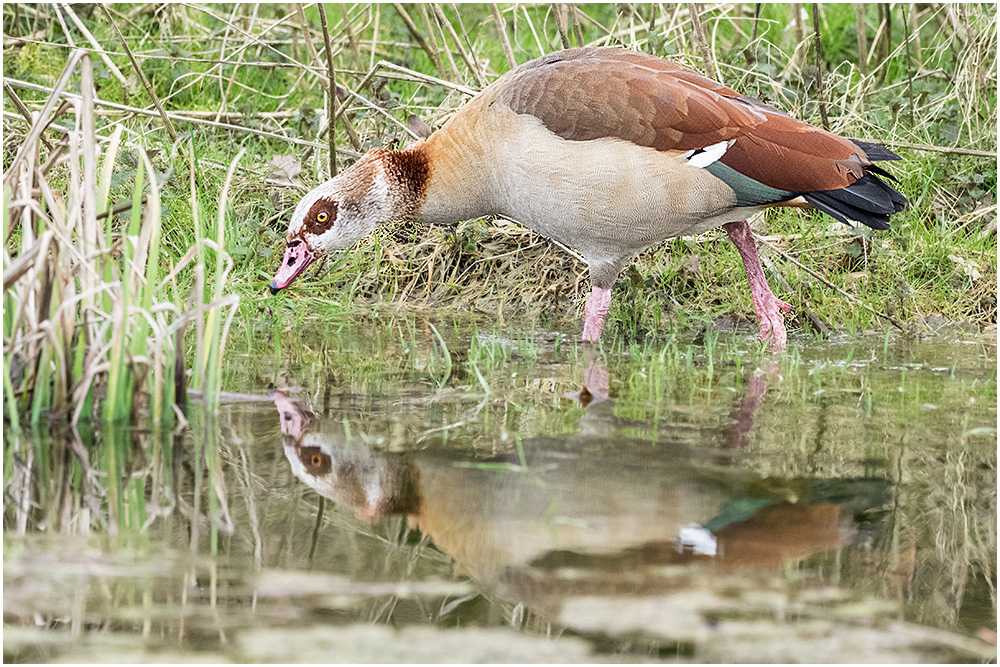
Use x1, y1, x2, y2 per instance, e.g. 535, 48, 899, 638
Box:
3, 327, 995, 656
3, 53, 240, 425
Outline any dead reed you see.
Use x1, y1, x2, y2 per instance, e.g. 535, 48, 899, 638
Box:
3, 52, 240, 425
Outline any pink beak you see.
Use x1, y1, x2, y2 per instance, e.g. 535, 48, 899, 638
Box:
273, 391, 310, 439
269, 241, 315, 294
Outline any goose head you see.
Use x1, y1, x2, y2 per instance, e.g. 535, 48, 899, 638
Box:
269, 150, 398, 294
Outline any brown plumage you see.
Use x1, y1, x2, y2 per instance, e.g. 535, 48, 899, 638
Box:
492, 48, 869, 193
271, 47, 907, 348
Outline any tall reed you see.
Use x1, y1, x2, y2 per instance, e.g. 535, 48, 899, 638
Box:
3, 51, 241, 426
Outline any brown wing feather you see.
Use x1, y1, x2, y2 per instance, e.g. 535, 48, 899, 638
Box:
493, 47, 868, 193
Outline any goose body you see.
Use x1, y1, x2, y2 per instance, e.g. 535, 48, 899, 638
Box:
271, 47, 907, 348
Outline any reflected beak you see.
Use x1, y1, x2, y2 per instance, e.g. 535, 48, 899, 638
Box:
270, 242, 315, 294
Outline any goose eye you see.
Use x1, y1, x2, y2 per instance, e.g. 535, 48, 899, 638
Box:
311, 454, 323, 467
316, 211, 329, 223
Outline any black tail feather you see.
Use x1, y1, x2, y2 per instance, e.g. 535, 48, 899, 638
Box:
805, 191, 889, 229
865, 163, 900, 183
850, 139, 903, 162
826, 176, 900, 215
803, 174, 907, 231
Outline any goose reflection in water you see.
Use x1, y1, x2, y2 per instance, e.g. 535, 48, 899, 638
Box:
272, 360, 890, 590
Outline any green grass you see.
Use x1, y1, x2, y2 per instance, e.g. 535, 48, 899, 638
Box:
3, 3, 997, 424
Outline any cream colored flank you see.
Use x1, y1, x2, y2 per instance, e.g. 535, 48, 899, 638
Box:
416, 93, 764, 287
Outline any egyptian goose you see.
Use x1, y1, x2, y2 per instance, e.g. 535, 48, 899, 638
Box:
270, 47, 907, 348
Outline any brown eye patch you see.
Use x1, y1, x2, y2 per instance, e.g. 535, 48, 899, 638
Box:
303, 199, 339, 235
299, 446, 331, 475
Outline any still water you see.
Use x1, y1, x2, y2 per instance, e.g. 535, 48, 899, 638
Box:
4, 317, 997, 662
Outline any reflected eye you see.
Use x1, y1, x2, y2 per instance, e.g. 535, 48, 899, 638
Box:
316, 211, 329, 223
300, 447, 331, 474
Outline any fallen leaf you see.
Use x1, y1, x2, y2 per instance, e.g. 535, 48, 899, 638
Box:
266, 154, 302, 187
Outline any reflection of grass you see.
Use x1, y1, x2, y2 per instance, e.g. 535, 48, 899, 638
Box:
3, 321, 996, 653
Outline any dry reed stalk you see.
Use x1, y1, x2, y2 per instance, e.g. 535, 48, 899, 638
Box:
375, 60, 478, 97
13, 157, 39, 391
746, 3, 760, 66
570, 3, 586, 46
555, 3, 572, 50
519, 5, 547, 57
393, 2, 443, 75
420, 3, 456, 80
78, 52, 102, 395
869, 4, 894, 82
340, 4, 363, 69
431, 4, 487, 88
2, 82, 33, 124
689, 3, 719, 80
791, 3, 804, 52
855, 4, 868, 78
489, 4, 516, 69
902, 5, 916, 127
317, 4, 339, 178
52, 3, 76, 48
2, 84, 53, 153
810, 3, 830, 130
294, 3, 320, 68
365, 5, 379, 73
98, 4, 177, 141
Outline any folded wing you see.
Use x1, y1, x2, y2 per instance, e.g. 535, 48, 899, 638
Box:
495, 47, 907, 230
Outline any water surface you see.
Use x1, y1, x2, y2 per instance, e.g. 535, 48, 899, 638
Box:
4, 317, 997, 662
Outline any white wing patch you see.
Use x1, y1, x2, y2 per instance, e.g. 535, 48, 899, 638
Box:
682, 139, 735, 168
676, 523, 718, 556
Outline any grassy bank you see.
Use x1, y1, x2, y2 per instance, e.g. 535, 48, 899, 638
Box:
3, 3, 997, 422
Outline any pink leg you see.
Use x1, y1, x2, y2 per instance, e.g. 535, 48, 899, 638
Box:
722, 360, 778, 449
723, 221, 791, 350
582, 286, 612, 343
565, 344, 611, 405
582, 346, 610, 402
